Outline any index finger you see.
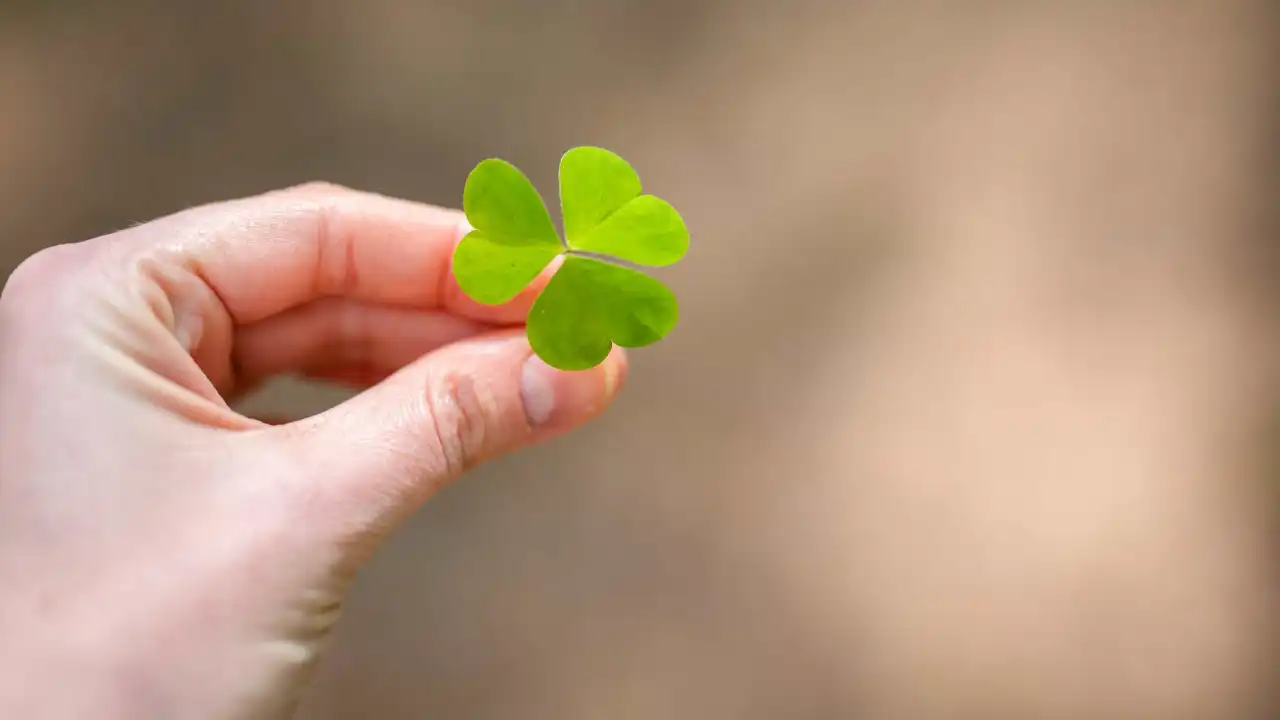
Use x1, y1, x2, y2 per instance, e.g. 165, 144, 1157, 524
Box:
133, 182, 546, 326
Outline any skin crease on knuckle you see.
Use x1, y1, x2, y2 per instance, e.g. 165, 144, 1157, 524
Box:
422, 368, 494, 483
280, 369, 500, 541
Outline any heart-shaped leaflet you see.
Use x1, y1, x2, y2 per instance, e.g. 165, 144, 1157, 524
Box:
452, 147, 689, 371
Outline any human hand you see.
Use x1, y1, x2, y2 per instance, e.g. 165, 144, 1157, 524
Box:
0, 183, 625, 719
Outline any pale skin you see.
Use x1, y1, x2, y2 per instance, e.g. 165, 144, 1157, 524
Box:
0, 182, 626, 719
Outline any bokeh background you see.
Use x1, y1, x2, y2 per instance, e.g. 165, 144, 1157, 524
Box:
2, 1, 1277, 718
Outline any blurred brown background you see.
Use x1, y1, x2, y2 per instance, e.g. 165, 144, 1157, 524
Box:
2, 1, 1277, 718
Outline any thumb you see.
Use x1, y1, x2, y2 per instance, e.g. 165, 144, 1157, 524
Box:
275, 330, 625, 543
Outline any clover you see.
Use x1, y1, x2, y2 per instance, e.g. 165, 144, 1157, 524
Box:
451, 146, 689, 371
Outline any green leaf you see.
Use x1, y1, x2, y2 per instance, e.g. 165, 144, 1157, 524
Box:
452, 147, 688, 370
559, 146, 641, 240
452, 231, 561, 306
463, 158, 559, 242
453, 159, 562, 305
527, 256, 678, 371
560, 147, 689, 266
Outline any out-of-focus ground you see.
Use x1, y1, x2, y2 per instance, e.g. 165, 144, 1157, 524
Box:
1, 1, 1277, 718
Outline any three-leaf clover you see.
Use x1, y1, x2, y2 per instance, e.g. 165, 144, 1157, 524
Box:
451, 146, 689, 371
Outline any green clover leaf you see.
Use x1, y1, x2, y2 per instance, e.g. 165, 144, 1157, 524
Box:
452, 146, 689, 371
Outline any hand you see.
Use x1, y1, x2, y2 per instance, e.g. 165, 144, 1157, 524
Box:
0, 183, 625, 719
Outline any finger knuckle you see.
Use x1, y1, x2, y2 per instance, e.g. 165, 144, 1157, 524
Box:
286, 180, 354, 198
423, 371, 492, 478
1, 243, 85, 306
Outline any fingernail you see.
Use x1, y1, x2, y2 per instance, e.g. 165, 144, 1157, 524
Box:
520, 355, 558, 426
